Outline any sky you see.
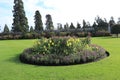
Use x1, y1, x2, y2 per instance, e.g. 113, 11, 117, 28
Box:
0, 0, 120, 31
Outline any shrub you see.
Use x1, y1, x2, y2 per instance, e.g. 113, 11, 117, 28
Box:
20, 37, 109, 65
93, 31, 111, 37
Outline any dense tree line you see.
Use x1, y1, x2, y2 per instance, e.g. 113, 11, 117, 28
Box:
0, 0, 120, 39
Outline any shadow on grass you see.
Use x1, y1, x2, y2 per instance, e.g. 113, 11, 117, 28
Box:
5, 54, 24, 65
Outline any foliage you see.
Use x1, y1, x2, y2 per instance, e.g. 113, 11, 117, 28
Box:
109, 16, 115, 27
69, 23, 75, 29
3, 24, 9, 33
111, 24, 120, 37
92, 30, 111, 37
34, 10, 43, 32
29, 26, 34, 33
32, 37, 82, 55
20, 37, 107, 65
12, 0, 29, 33
77, 22, 81, 29
45, 14, 54, 30
95, 16, 108, 31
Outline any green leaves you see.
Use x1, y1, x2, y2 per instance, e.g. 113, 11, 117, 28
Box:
32, 37, 92, 55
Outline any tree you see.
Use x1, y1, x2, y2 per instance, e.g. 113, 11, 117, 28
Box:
12, 0, 29, 33
34, 10, 43, 32
57, 23, 63, 30
45, 14, 54, 31
92, 22, 97, 32
111, 24, 120, 37
69, 23, 75, 29
95, 16, 108, 31
64, 23, 69, 30
77, 22, 81, 29
109, 16, 115, 27
3, 24, 9, 33
86, 21, 91, 27
117, 18, 120, 24
0, 26, 1, 32
30, 26, 34, 33
82, 19, 87, 28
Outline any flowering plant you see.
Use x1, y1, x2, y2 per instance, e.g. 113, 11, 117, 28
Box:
32, 37, 89, 55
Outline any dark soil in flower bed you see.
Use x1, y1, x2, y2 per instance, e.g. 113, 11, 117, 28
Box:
19, 48, 110, 66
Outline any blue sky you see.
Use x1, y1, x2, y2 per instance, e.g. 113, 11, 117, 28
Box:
0, 0, 120, 32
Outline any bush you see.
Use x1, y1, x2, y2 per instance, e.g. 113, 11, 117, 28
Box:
20, 37, 109, 65
92, 31, 111, 37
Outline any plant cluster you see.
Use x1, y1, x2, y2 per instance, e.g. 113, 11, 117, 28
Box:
32, 37, 82, 55
20, 37, 108, 65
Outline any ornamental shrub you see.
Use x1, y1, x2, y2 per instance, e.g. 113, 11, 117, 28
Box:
32, 37, 88, 55
20, 37, 109, 65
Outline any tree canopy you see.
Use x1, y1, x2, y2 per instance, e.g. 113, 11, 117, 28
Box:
45, 14, 54, 31
34, 10, 43, 32
3, 24, 9, 33
12, 0, 29, 33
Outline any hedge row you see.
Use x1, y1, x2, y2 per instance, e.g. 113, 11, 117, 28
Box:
0, 31, 111, 40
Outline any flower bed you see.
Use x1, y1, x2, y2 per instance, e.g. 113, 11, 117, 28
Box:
20, 37, 109, 65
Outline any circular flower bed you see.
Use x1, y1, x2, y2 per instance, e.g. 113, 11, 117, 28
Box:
20, 37, 109, 65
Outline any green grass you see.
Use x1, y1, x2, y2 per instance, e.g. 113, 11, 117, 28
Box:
0, 37, 120, 80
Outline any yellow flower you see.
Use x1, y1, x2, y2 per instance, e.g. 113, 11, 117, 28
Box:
44, 46, 46, 49
37, 41, 40, 45
52, 42, 54, 45
49, 39, 52, 43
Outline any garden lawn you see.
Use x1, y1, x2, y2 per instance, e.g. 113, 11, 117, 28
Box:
0, 37, 120, 80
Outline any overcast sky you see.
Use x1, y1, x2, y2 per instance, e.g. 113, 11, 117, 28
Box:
0, 0, 120, 31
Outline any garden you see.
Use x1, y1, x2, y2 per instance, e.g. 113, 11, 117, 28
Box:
20, 36, 109, 65
0, 37, 120, 80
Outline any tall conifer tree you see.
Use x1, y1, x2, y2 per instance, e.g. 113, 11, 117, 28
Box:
12, 0, 29, 33
3, 24, 9, 33
45, 14, 54, 30
34, 10, 43, 32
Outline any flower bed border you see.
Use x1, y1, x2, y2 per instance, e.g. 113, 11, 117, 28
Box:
19, 48, 110, 66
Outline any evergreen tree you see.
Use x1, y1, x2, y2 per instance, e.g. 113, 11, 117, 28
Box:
0, 26, 1, 32
77, 22, 81, 29
30, 26, 34, 33
12, 0, 29, 33
70, 23, 75, 29
3, 24, 9, 33
64, 23, 69, 30
82, 19, 87, 28
111, 24, 120, 37
92, 22, 97, 31
95, 16, 108, 31
57, 23, 63, 30
117, 18, 120, 24
109, 16, 115, 27
34, 10, 43, 32
45, 14, 54, 30
86, 21, 91, 27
